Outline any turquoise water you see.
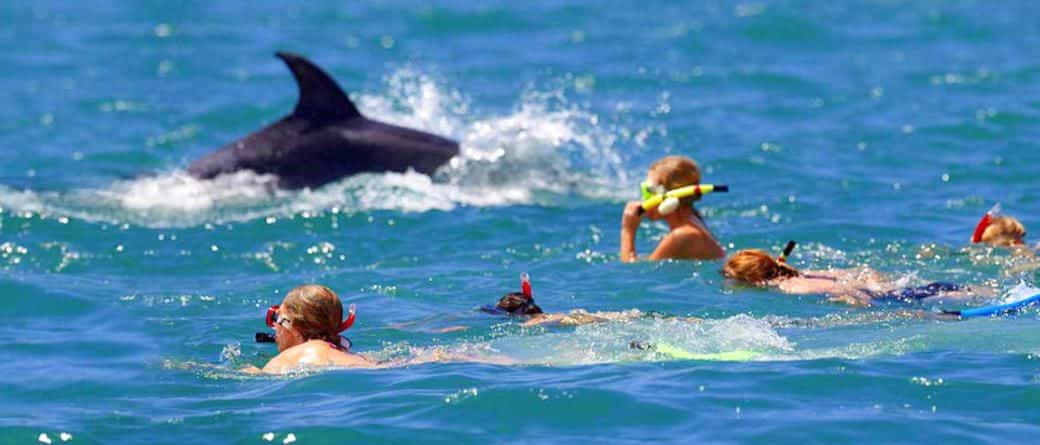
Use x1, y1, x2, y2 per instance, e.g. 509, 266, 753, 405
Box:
3, 1, 1040, 443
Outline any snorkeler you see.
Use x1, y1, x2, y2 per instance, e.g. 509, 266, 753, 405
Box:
721, 242, 985, 306
971, 203, 1029, 248
620, 155, 726, 262
244, 285, 375, 374
482, 274, 693, 327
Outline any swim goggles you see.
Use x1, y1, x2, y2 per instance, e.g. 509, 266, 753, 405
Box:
266, 307, 292, 329
480, 297, 538, 316
264, 303, 357, 332
640, 181, 728, 215
971, 203, 1002, 244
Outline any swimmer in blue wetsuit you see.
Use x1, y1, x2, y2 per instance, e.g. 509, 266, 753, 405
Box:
722, 247, 986, 306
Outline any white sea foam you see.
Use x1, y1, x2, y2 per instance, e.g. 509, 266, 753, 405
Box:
475, 314, 796, 366
0, 69, 633, 228
1001, 282, 1040, 305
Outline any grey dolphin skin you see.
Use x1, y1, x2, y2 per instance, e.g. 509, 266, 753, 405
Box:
187, 52, 460, 189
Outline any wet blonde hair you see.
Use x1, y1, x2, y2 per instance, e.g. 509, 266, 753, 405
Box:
723, 249, 800, 284
649, 156, 702, 208
279, 284, 344, 345
980, 216, 1027, 247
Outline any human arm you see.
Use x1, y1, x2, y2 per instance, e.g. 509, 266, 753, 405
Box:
521, 310, 628, 327
619, 201, 643, 262
240, 365, 263, 374
520, 313, 564, 327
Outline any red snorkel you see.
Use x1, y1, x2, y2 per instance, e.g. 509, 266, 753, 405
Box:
521, 273, 532, 300
971, 203, 1002, 244
338, 304, 357, 333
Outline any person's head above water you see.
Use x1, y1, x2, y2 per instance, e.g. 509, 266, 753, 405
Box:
979, 216, 1027, 247
642, 156, 702, 219
269, 284, 354, 352
722, 249, 801, 285
971, 203, 1027, 248
486, 273, 543, 316
494, 292, 544, 315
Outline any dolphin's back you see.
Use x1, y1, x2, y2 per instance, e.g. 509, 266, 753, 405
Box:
187, 52, 459, 189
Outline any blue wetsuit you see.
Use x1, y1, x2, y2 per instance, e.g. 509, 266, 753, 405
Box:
869, 282, 961, 302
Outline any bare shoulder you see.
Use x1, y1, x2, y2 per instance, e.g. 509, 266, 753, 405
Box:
262, 341, 375, 373
669, 224, 710, 239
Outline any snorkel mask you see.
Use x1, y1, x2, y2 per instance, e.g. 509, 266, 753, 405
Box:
971, 203, 1002, 244
255, 303, 357, 349
640, 181, 729, 215
481, 273, 543, 316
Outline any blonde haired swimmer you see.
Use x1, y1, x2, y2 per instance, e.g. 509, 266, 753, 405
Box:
620, 155, 726, 262
244, 285, 375, 373
971, 203, 1028, 248
722, 242, 986, 306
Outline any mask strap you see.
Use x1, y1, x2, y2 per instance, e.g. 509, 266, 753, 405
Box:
265, 305, 279, 328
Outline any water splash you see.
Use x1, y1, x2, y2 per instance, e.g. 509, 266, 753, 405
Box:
0, 69, 632, 228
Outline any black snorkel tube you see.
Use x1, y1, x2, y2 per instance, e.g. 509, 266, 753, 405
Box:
256, 332, 276, 343
778, 240, 796, 263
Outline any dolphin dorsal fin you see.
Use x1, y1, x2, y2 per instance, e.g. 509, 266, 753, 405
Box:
275, 51, 361, 121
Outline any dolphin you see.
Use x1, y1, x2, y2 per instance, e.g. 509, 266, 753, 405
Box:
187, 51, 460, 189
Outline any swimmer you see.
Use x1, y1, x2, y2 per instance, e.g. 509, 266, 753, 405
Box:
722, 242, 986, 306
620, 155, 725, 262
483, 274, 698, 327
971, 203, 1030, 250
247, 285, 518, 373
243, 285, 375, 374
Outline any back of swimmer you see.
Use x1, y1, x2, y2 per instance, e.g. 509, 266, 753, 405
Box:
620, 156, 725, 262
244, 284, 375, 374
482, 274, 667, 327
721, 244, 979, 306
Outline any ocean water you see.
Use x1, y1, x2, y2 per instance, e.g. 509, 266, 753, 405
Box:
2, 1, 1040, 443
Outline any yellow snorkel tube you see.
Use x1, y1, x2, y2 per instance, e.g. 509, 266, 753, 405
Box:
640, 183, 729, 215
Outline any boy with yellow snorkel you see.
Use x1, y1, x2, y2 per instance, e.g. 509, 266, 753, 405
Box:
620, 156, 726, 262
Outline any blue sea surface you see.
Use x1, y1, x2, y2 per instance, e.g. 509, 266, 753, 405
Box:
2, 1, 1039, 443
